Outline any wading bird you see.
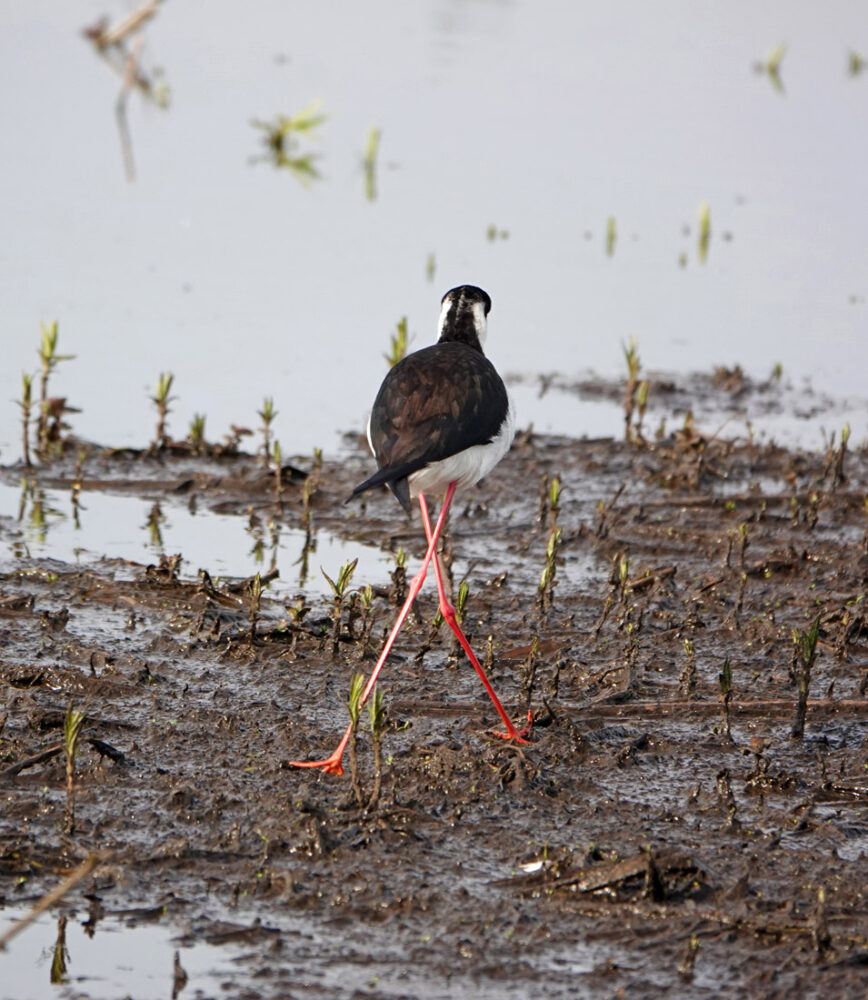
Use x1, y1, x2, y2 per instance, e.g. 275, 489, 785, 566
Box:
291, 285, 530, 774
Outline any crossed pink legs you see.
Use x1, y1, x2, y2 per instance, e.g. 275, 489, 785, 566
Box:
290, 482, 530, 775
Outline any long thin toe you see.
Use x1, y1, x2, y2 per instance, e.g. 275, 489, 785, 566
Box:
290, 757, 345, 775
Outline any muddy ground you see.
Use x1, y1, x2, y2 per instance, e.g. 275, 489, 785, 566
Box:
1, 374, 867, 999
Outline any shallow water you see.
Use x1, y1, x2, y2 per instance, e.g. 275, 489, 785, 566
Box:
0, 0, 865, 462
0, 481, 393, 596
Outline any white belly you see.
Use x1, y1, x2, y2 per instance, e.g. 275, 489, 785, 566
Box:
408, 394, 516, 499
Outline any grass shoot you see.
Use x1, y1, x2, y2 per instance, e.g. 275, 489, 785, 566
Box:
150, 372, 174, 451
791, 614, 820, 739
385, 317, 409, 368
63, 704, 87, 834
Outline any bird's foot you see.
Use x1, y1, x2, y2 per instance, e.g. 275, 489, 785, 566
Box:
289, 752, 345, 775
489, 710, 534, 744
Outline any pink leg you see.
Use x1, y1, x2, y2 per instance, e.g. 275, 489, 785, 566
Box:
418, 494, 530, 744
290, 483, 459, 774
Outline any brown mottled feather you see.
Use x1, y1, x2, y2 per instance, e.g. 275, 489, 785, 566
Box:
351, 341, 509, 510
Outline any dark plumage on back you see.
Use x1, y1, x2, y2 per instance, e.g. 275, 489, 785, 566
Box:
352, 341, 509, 511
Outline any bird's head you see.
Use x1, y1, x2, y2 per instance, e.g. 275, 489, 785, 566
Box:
437, 285, 492, 350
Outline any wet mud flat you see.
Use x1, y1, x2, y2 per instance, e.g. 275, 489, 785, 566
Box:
1, 392, 867, 998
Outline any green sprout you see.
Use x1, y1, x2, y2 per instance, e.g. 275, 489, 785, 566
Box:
425, 252, 436, 282
258, 397, 278, 465
791, 614, 821, 739
366, 685, 386, 809
273, 440, 283, 499
538, 526, 562, 613
548, 476, 561, 516
385, 316, 409, 368
150, 372, 174, 450
36, 321, 74, 457
248, 572, 262, 641
322, 557, 358, 657
188, 413, 206, 453
622, 338, 646, 443
63, 704, 87, 834
347, 671, 366, 805
17, 373, 33, 467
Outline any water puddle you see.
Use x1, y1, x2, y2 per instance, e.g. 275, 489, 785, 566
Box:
0, 911, 240, 1000
0, 482, 393, 597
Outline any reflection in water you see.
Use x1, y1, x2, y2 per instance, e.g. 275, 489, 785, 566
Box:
250, 102, 327, 184
50, 914, 69, 984
363, 126, 381, 201
82, 0, 171, 181
753, 41, 787, 94
145, 501, 166, 553
2, 481, 391, 597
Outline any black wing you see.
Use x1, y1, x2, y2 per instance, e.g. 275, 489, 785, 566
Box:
350, 342, 508, 511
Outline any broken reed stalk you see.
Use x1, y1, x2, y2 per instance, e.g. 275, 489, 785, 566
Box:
791, 614, 821, 739
50, 914, 68, 984
718, 657, 733, 741
63, 705, 87, 835
830, 423, 850, 489
0, 853, 107, 950
248, 572, 262, 641
522, 636, 540, 712
679, 637, 696, 698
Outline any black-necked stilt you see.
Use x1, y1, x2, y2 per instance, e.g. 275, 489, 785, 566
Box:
292, 285, 530, 774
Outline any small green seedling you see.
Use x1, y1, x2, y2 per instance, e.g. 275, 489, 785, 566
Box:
150, 372, 174, 450
366, 685, 386, 809
248, 572, 263, 641
791, 614, 821, 739
17, 373, 33, 467
322, 558, 358, 658
188, 413, 206, 453
273, 440, 283, 499
63, 704, 87, 834
385, 317, 409, 368
258, 397, 278, 465
347, 671, 366, 805
36, 321, 74, 457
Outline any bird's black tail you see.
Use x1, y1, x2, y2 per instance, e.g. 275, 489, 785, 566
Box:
346, 460, 424, 514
